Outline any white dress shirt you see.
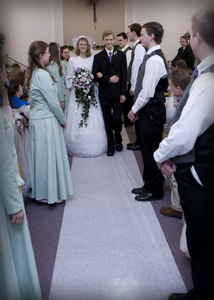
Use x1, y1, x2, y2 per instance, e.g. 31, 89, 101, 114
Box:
132, 45, 168, 114
154, 54, 214, 163
121, 44, 132, 69
130, 39, 146, 93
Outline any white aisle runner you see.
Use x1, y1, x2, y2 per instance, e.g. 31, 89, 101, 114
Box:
49, 129, 186, 300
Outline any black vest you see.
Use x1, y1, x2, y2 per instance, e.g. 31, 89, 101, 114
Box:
172, 64, 214, 164
124, 46, 132, 54
134, 49, 168, 105
127, 40, 141, 82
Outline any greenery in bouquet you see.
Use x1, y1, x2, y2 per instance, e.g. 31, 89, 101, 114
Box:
72, 67, 97, 127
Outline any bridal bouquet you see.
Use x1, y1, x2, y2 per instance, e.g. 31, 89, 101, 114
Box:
72, 67, 97, 127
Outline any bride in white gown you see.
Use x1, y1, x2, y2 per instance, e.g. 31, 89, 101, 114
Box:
65, 36, 107, 157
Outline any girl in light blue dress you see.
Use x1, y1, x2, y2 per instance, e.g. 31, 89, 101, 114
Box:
26, 41, 73, 204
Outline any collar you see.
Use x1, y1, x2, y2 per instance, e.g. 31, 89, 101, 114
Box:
105, 48, 114, 56
147, 45, 161, 55
134, 39, 141, 47
197, 54, 214, 75
122, 44, 130, 52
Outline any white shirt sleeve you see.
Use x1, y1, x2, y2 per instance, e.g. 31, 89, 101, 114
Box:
126, 50, 132, 70
132, 55, 167, 113
130, 44, 146, 92
154, 72, 214, 163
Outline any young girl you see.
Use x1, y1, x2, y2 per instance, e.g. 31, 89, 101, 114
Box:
26, 40, 73, 204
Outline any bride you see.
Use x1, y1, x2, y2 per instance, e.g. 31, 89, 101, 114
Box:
65, 36, 107, 157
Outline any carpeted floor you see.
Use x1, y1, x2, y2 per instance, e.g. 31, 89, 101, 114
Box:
25, 126, 193, 300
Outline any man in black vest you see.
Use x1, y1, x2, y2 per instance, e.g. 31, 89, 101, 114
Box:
117, 32, 132, 128
126, 23, 146, 150
154, 9, 214, 300
128, 21, 168, 201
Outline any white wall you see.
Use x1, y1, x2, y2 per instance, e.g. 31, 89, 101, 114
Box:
0, 0, 63, 66
125, 0, 213, 60
0, 0, 213, 66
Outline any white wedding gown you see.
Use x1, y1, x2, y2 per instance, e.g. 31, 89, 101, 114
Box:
65, 55, 107, 157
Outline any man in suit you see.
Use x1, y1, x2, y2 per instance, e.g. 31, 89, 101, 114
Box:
128, 21, 168, 202
171, 35, 195, 70
92, 30, 127, 156
154, 9, 214, 300
126, 23, 146, 150
117, 32, 132, 128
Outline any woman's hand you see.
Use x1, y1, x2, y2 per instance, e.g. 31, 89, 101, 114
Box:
11, 209, 25, 224
60, 101, 65, 109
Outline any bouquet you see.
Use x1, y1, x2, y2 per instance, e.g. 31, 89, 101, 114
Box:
72, 67, 97, 127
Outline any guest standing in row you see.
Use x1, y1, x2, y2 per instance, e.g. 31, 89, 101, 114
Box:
47, 42, 67, 116
26, 40, 73, 204
0, 54, 42, 300
128, 22, 168, 201
154, 9, 214, 300
126, 23, 146, 151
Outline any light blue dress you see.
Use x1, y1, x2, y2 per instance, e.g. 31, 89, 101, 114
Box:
61, 59, 71, 110
47, 61, 68, 116
0, 108, 42, 300
26, 68, 73, 204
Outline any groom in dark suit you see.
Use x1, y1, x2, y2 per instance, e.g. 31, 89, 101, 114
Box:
92, 30, 127, 156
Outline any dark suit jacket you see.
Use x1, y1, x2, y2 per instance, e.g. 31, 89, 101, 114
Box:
92, 49, 127, 101
171, 44, 195, 70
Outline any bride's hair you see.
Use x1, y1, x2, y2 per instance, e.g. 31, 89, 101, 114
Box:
75, 38, 91, 57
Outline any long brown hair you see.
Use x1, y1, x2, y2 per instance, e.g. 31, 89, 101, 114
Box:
48, 42, 63, 76
26, 40, 48, 90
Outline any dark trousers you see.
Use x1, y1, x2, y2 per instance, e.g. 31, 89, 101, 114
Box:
122, 84, 133, 125
174, 162, 214, 300
138, 104, 165, 195
100, 97, 123, 151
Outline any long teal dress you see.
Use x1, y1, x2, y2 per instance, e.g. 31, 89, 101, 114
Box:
47, 61, 68, 116
26, 68, 73, 204
0, 108, 42, 300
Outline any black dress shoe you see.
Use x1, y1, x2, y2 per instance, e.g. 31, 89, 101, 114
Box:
116, 143, 123, 152
127, 143, 141, 150
131, 186, 147, 195
127, 142, 135, 147
168, 293, 187, 300
107, 150, 114, 156
135, 191, 163, 202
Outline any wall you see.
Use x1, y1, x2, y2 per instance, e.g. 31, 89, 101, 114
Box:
0, 0, 213, 65
62, 0, 125, 47
125, 0, 213, 60
0, 0, 63, 66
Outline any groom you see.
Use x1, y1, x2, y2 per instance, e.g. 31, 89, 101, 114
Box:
92, 30, 127, 156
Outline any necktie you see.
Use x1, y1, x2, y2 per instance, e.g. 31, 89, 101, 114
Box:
143, 53, 148, 62
191, 67, 198, 79
109, 52, 112, 62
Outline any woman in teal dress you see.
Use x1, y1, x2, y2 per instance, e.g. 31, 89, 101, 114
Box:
26, 41, 73, 204
60, 45, 71, 106
0, 57, 42, 300
47, 42, 67, 116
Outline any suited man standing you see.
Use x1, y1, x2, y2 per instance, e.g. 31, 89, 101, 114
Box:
171, 35, 195, 70
92, 30, 127, 156
126, 23, 146, 150
117, 32, 132, 128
